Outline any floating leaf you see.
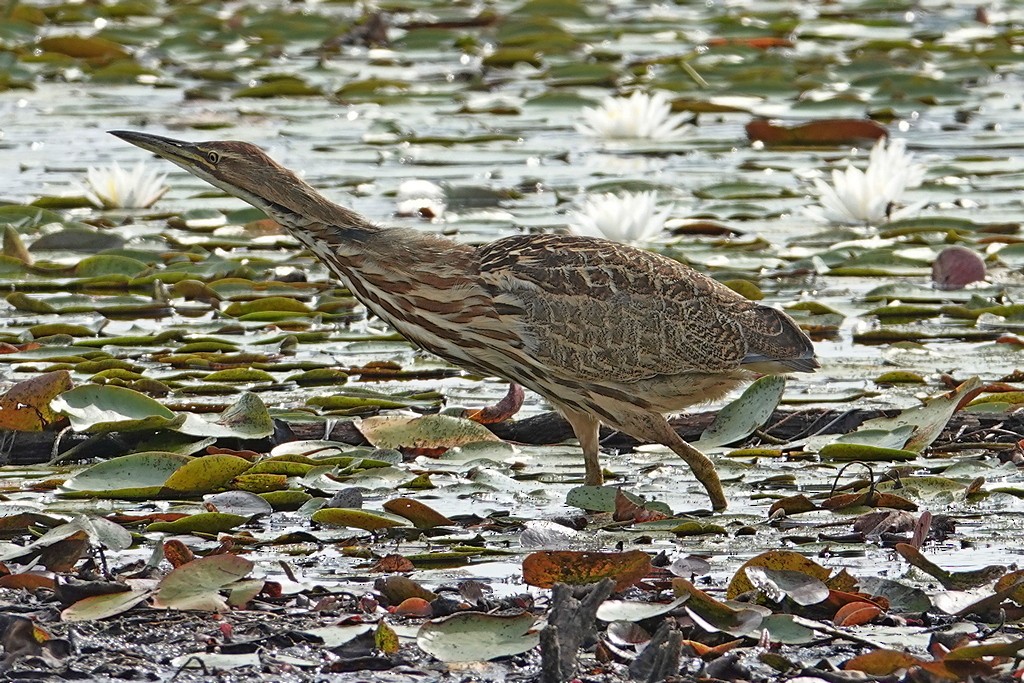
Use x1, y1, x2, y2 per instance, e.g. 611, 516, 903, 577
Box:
356, 413, 501, 452
0, 370, 73, 431
833, 601, 882, 626
760, 614, 819, 645
75, 255, 148, 278
51, 385, 182, 433
174, 393, 273, 439
39, 35, 129, 62
673, 578, 765, 636
62, 452, 190, 498
416, 612, 538, 663
727, 551, 831, 600
375, 620, 400, 654
818, 443, 918, 461
311, 508, 408, 531
203, 368, 275, 383
162, 455, 253, 495
233, 77, 322, 98
745, 567, 830, 606
844, 649, 928, 676
62, 587, 152, 622
944, 639, 1024, 661
855, 576, 931, 613
746, 118, 886, 146
154, 554, 254, 612
565, 486, 672, 515
147, 512, 248, 535
231, 473, 287, 493
522, 550, 650, 591
895, 543, 1004, 591
696, 375, 786, 450
852, 377, 983, 453
382, 498, 453, 529
596, 596, 688, 623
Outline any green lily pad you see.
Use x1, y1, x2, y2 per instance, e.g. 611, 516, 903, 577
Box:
147, 512, 249, 535
51, 385, 182, 433
74, 254, 149, 278
62, 451, 190, 498
356, 414, 501, 450
818, 443, 918, 461
416, 612, 539, 663
695, 376, 786, 450
162, 455, 254, 495
154, 554, 254, 612
62, 587, 152, 623
203, 368, 275, 383
174, 392, 274, 439
311, 507, 408, 531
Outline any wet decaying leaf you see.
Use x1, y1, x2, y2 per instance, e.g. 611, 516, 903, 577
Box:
726, 551, 833, 600
745, 118, 887, 146
523, 550, 651, 591
417, 611, 538, 663
381, 497, 453, 529
0, 370, 73, 431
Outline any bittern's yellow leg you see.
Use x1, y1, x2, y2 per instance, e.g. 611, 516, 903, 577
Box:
609, 411, 727, 510
559, 407, 603, 485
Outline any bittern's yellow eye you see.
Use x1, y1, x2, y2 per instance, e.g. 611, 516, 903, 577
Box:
206, 151, 220, 165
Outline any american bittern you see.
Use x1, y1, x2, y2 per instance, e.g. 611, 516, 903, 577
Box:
111, 130, 818, 510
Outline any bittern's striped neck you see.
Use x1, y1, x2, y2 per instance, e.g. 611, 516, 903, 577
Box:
108, 130, 379, 238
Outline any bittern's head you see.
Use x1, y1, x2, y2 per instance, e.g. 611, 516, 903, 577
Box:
109, 130, 314, 220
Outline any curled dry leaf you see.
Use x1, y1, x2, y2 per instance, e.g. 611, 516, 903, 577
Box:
462, 383, 524, 424
382, 497, 453, 529
162, 540, 195, 568
390, 597, 432, 617
832, 601, 882, 627
613, 489, 669, 523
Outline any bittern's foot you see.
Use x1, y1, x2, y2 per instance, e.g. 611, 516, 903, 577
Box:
682, 445, 727, 511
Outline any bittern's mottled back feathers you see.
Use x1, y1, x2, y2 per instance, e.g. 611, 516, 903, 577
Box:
477, 234, 816, 383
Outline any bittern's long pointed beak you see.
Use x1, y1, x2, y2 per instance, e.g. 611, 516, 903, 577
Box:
109, 130, 202, 166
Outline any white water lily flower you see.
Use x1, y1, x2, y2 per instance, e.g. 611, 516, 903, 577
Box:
81, 161, 169, 209
569, 191, 673, 245
576, 91, 690, 140
806, 137, 926, 225
395, 179, 446, 218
